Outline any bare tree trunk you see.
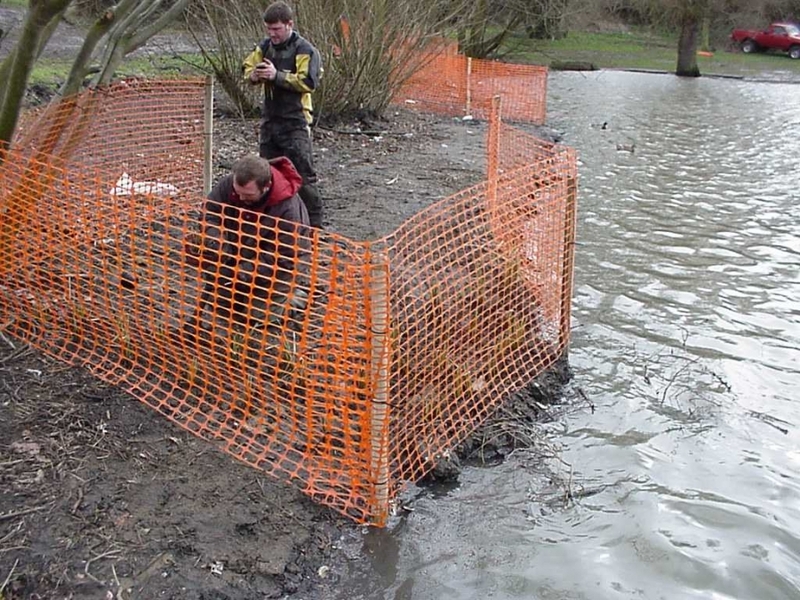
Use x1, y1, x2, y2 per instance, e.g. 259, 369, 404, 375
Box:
0, 7, 64, 92
676, 12, 700, 77
0, 0, 73, 156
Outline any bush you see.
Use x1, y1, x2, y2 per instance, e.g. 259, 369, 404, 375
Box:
294, 0, 463, 119
185, 0, 263, 118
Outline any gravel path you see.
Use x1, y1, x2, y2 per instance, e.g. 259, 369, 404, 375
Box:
0, 6, 201, 62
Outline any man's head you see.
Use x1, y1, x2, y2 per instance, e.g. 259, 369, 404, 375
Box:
263, 1, 294, 45
232, 155, 272, 205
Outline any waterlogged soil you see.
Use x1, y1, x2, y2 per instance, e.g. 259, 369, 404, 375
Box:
0, 107, 568, 599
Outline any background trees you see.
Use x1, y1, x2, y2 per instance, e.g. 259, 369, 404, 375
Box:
574, 0, 800, 46
2, 0, 798, 149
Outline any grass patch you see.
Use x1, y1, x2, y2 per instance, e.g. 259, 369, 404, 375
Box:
116, 52, 207, 79
28, 59, 73, 89
28, 53, 207, 90
502, 28, 800, 78
2, 0, 28, 7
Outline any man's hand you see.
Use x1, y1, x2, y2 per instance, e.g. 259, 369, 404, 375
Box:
184, 233, 220, 268
251, 60, 277, 82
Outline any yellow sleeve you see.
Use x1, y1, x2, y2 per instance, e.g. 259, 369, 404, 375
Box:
242, 46, 264, 82
274, 54, 316, 93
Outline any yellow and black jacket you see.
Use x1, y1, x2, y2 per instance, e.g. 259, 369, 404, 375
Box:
243, 31, 322, 131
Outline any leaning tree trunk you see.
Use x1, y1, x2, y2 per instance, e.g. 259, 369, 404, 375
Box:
0, 0, 73, 156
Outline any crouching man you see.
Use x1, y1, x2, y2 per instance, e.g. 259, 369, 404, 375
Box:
184, 154, 310, 343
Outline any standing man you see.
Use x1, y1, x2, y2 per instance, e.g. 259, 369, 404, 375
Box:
243, 1, 324, 228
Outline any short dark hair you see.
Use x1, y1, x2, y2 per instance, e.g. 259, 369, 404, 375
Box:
232, 155, 272, 188
263, 1, 293, 24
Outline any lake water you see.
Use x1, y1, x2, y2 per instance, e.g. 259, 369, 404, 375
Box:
331, 70, 800, 600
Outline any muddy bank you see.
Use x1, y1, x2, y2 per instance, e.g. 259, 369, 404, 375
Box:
0, 108, 568, 599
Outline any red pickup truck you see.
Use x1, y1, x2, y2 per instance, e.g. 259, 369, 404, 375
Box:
731, 22, 800, 59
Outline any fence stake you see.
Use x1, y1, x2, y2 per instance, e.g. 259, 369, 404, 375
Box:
465, 57, 472, 116
487, 95, 501, 182
487, 96, 502, 244
368, 249, 391, 526
559, 168, 578, 354
203, 76, 214, 196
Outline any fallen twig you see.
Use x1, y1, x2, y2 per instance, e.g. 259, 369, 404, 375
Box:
71, 487, 85, 515
0, 504, 50, 522
0, 558, 19, 595
0, 343, 32, 365
0, 520, 23, 545
316, 125, 410, 137
0, 329, 15, 350
747, 409, 790, 435
1, 380, 21, 403
84, 548, 121, 585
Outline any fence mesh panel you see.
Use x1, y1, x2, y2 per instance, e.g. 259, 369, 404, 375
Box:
394, 44, 548, 124
1, 73, 576, 526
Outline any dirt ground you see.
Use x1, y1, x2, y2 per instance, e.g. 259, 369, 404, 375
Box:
0, 103, 569, 599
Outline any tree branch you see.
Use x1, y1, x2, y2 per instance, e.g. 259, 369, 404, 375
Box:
61, 0, 141, 96
128, 0, 192, 53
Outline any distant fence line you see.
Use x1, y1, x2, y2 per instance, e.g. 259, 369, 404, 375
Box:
394, 39, 548, 124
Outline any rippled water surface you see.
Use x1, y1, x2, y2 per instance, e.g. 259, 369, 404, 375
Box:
340, 71, 800, 600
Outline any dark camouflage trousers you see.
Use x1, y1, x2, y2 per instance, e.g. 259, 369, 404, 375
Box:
259, 124, 323, 228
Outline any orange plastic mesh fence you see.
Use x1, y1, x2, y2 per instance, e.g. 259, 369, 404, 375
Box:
394, 44, 548, 125
0, 150, 385, 523
384, 101, 576, 486
0, 82, 576, 526
14, 79, 206, 189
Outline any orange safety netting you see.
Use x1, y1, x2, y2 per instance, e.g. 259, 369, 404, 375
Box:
394, 44, 548, 125
0, 81, 576, 526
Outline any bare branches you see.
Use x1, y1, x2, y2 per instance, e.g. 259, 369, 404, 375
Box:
93, 0, 193, 87
184, 0, 264, 117
293, 0, 473, 118
0, 504, 51, 523
62, 0, 140, 96
1, 0, 192, 149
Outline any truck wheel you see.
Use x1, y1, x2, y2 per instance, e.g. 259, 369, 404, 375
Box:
741, 39, 757, 54
790, 45, 800, 60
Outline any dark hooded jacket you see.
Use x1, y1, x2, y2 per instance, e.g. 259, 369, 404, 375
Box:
200, 157, 310, 286
242, 31, 322, 131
